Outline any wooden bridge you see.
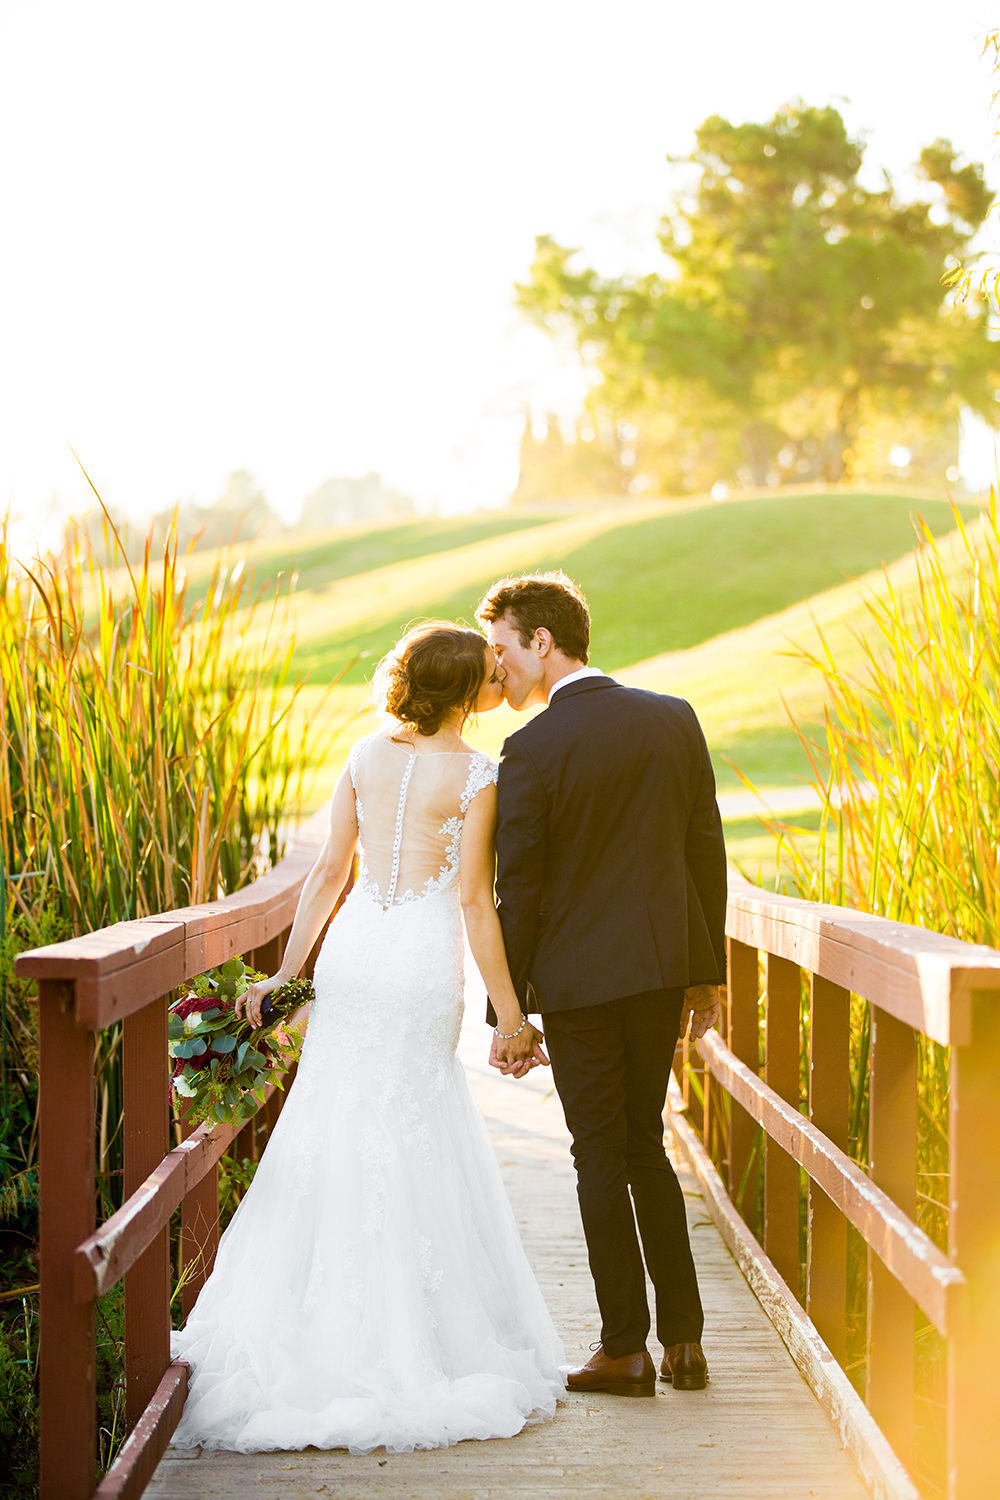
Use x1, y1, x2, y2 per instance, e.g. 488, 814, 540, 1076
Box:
18, 807, 1000, 1500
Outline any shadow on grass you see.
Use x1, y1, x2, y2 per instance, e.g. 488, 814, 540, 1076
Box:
281, 491, 978, 689
180, 512, 558, 618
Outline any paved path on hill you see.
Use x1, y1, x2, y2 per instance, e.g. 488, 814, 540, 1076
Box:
147, 1010, 869, 1500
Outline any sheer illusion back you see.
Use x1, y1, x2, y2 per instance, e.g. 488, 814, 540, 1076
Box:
350, 732, 496, 908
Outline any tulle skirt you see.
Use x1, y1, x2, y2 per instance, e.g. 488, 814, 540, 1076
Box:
170, 883, 565, 1453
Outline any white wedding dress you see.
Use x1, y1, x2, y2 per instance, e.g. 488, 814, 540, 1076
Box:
170, 731, 565, 1454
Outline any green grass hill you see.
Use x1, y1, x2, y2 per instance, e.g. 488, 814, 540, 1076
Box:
226, 490, 978, 690
170, 488, 984, 878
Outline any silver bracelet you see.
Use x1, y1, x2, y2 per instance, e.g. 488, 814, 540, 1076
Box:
495, 1014, 528, 1040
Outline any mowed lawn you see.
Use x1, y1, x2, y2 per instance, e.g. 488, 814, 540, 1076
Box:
191, 488, 981, 882
256, 490, 977, 686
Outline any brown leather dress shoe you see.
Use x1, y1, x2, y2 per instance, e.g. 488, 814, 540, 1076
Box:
566, 1345, 656, 1398
659, 1342, 708, 1390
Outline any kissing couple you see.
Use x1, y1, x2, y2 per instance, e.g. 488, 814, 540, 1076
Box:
170, 569, 728, 1455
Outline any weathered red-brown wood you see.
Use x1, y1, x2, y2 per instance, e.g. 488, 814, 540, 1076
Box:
123, 995, 171, 1428
726, 937, 759, 1219
38, 978, 97, 1500
682, 1029, 705, 1135
94, 1362, 188, 1500
726, 873, 1000, 1048
670, 1104, 921, 1500
696, 1029, 958, 1332
250, 932, 283, 978
17, 812, 330, 1028
866, 1006, 917, 1472
947, 988, 1000, 1500
23, 829, 1000, 1500
75, 1090, 277, 1299
246, 923, 287, 1161
764, 954, 801, 1294
246, 928, 287, 1150
179, 1105, 220, 1320
807, 974, 850, 1364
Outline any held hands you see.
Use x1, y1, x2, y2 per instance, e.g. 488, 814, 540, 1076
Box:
681, 983, 722, 1043
489, 1022, 549, 1080
235, 973, 286, 1028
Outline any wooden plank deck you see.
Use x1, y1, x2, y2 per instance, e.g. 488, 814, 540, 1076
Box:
147, 1008, 870, 1500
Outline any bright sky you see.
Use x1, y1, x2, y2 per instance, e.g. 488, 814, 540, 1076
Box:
1, 0, 998, 553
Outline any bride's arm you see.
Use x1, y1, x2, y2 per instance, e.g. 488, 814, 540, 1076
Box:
237, 767, 358, 1025
460, 785, 546, 1071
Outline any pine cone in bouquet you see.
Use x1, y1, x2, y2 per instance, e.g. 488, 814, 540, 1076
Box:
168, 956, 314, 1127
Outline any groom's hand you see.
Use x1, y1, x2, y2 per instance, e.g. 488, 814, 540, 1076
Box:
681, 984, 721, 1043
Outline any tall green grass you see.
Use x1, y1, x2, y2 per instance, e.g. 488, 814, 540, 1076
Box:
771, 494, 1000, 1245
0, 495, 339, 1488
760, 496, 1000, 1494
778, 496, 999, 947
2, 515, 319, 936
1, 494, 334, 1241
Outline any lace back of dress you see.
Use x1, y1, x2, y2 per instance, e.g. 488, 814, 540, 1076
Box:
350, 735, 494, 907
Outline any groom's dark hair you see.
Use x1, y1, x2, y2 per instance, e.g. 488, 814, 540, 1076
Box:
475, 571, 590, 663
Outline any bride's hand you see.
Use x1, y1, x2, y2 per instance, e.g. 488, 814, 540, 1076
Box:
491, 1023, 549, 1079
236, 973, 285, 1028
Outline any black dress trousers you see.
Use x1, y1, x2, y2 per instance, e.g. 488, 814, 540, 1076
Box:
543, 987, 704, 1358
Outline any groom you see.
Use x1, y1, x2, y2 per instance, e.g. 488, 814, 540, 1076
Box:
476, 571, 727, 1398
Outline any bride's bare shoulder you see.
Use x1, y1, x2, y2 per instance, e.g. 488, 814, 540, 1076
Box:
457, 737, 494, 760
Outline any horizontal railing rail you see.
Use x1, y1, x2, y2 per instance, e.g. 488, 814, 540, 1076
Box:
672, 870, 1000, 1500
17, 806, 337, 1500
22, 818, 1000, 1500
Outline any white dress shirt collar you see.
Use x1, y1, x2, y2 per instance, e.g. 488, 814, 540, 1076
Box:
547, 666, 607, 705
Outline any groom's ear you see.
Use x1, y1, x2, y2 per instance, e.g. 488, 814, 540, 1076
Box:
533, 627, 553, 656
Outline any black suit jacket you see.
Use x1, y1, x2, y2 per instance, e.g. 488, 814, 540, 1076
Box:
491, 677, 727, 1020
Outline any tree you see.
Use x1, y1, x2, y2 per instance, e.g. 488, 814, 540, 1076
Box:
298, 472, 415, 531
513, 412, 628, 501
517, 104, 998, 491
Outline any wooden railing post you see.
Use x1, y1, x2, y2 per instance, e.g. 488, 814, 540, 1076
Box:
179, 1108, 220, 1319
807, 974, 850, 1364
17, 804, 335, 1493
38, 979, 96, 1500
124, 994, 171, 1427
947, 989, 1000, 1500
250, 934, 283, 978
764, 954, 801, 1293
727, 936, 759, 1221
867, 1006, 917, 1471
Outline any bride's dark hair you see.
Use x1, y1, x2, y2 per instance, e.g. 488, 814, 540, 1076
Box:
373, 621, 490, 736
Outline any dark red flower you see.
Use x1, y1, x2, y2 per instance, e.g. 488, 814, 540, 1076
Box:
172, 992, 234, 1020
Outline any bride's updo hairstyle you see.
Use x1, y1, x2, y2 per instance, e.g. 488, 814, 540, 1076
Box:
374, 621, 490, 736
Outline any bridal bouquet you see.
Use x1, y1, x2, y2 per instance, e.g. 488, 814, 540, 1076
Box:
169, 957, 313, 1127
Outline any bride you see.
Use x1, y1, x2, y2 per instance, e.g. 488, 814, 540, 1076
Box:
170, 621, 565, 1454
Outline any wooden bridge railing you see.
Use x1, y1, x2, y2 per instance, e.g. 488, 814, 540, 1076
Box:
16, 806, 337, 1500
672, 872, 1000, 1500
19, 832, 1000, 1500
